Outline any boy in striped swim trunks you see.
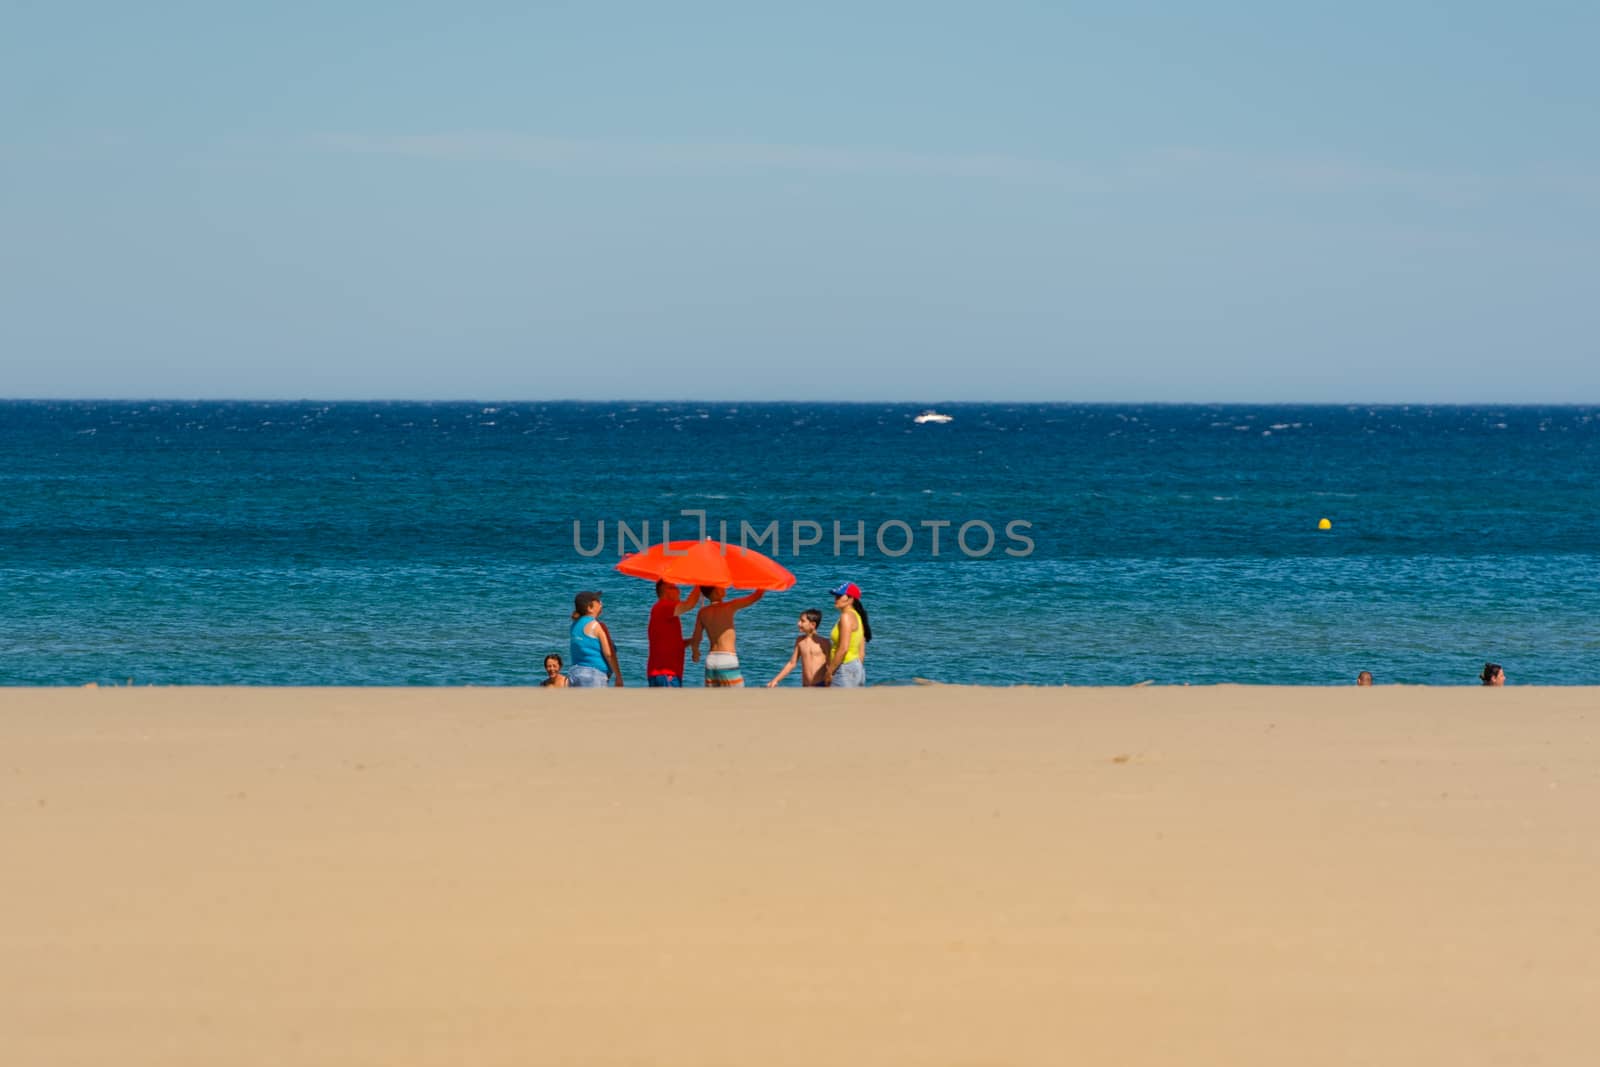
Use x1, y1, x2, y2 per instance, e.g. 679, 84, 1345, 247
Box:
689, 585, 765, 687
703, 651, 742, 687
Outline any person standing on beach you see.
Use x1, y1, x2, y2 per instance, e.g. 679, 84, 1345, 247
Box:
822, 581, 871, 687
646, 580, 701, 687
766, 609, 833, 687
569, 591, 623, 687
689, 586, 764, 687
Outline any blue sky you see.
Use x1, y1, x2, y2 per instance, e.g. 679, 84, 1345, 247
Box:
3, 1, 1596, 401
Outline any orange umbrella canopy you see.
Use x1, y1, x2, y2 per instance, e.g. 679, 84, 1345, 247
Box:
614, 539, 796, 592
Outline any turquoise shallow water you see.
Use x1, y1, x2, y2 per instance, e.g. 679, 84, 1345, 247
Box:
2, 401, 1596, 686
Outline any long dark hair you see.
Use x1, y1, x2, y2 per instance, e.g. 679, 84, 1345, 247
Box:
850, 597, 873, 643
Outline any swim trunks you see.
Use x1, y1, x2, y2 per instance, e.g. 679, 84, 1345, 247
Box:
703, 651, 743, 687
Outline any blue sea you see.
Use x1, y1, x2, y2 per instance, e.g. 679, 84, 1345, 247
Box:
2, 401, 1597, 686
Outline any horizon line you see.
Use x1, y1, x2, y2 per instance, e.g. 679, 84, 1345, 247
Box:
3, 396, 1599, 408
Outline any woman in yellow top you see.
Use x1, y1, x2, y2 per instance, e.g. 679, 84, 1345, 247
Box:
823, 581, 872, 687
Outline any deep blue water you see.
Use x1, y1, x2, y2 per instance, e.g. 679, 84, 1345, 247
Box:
2, 401, 1597, 686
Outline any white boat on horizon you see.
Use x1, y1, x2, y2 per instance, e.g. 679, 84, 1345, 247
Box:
913, 410, 954, 425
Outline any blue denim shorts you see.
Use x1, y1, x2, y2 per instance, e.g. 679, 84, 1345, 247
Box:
647, 673, 683, 687
832, 660, 866, 687
567, 665, 610, 688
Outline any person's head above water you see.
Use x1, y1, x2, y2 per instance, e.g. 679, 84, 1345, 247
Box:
1481, 662, 1505, 686
544, 654, 563, 675
1356, 671, 1373, 686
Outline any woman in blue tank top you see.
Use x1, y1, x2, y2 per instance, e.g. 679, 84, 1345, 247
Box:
568, 590, 623, 687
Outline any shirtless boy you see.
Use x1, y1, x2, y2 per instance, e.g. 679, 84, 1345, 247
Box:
688, 585, 765, 687
766, 609, 833, 687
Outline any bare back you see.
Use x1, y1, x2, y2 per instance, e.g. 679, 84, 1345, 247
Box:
691, 590, 764, 657
697, 603, 742, 653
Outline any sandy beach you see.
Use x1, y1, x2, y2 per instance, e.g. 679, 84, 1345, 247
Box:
5, 684, 1599, 1065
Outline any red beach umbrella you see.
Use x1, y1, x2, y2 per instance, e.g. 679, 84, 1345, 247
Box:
615, 539, 796, 592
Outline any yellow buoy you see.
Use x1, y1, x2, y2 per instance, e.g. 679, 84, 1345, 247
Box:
1317, 518, 1332, 530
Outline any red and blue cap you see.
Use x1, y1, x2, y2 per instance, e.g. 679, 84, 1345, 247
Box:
829, 581, 861, 599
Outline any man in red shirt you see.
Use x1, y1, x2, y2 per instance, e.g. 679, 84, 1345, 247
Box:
646, 581, 702, 687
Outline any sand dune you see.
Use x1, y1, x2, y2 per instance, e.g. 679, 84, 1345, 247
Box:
4, 685, 1598, 1065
